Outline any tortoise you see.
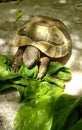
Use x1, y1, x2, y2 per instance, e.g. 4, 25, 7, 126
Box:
12, 16, 71, 79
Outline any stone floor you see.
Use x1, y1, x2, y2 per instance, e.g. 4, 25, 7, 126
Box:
0, 0, 82, 129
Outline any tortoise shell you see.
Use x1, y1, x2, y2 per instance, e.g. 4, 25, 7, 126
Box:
13, 16, 71, 58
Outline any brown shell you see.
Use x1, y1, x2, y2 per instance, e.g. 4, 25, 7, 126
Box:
13, 16, 72, 58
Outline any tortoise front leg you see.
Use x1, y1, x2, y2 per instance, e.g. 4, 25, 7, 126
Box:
23, 46, 40, 68
12, 46, 25, 72
37, 57, 50, 79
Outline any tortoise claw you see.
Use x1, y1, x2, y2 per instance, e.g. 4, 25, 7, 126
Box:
37, 57, 50, 79
12, 63, 19, 73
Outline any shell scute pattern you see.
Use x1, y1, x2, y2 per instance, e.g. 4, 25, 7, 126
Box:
13, 16, 71, 58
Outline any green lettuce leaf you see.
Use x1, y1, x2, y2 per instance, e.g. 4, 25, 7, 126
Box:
0, 54, 71, 98
0, 54, 71, 81
14, 90, 82, 130
68, 118, 82, 130
0, 54, 81, 130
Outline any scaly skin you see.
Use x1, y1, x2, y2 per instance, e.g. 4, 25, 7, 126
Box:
12, 46, 25, 72
37, 57, 50, 79
23, 46, 50, 79
23, 46, 40, 68
12, 45, 50, 78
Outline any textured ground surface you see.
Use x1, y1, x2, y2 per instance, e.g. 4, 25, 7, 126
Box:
0, 0, 82, 130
